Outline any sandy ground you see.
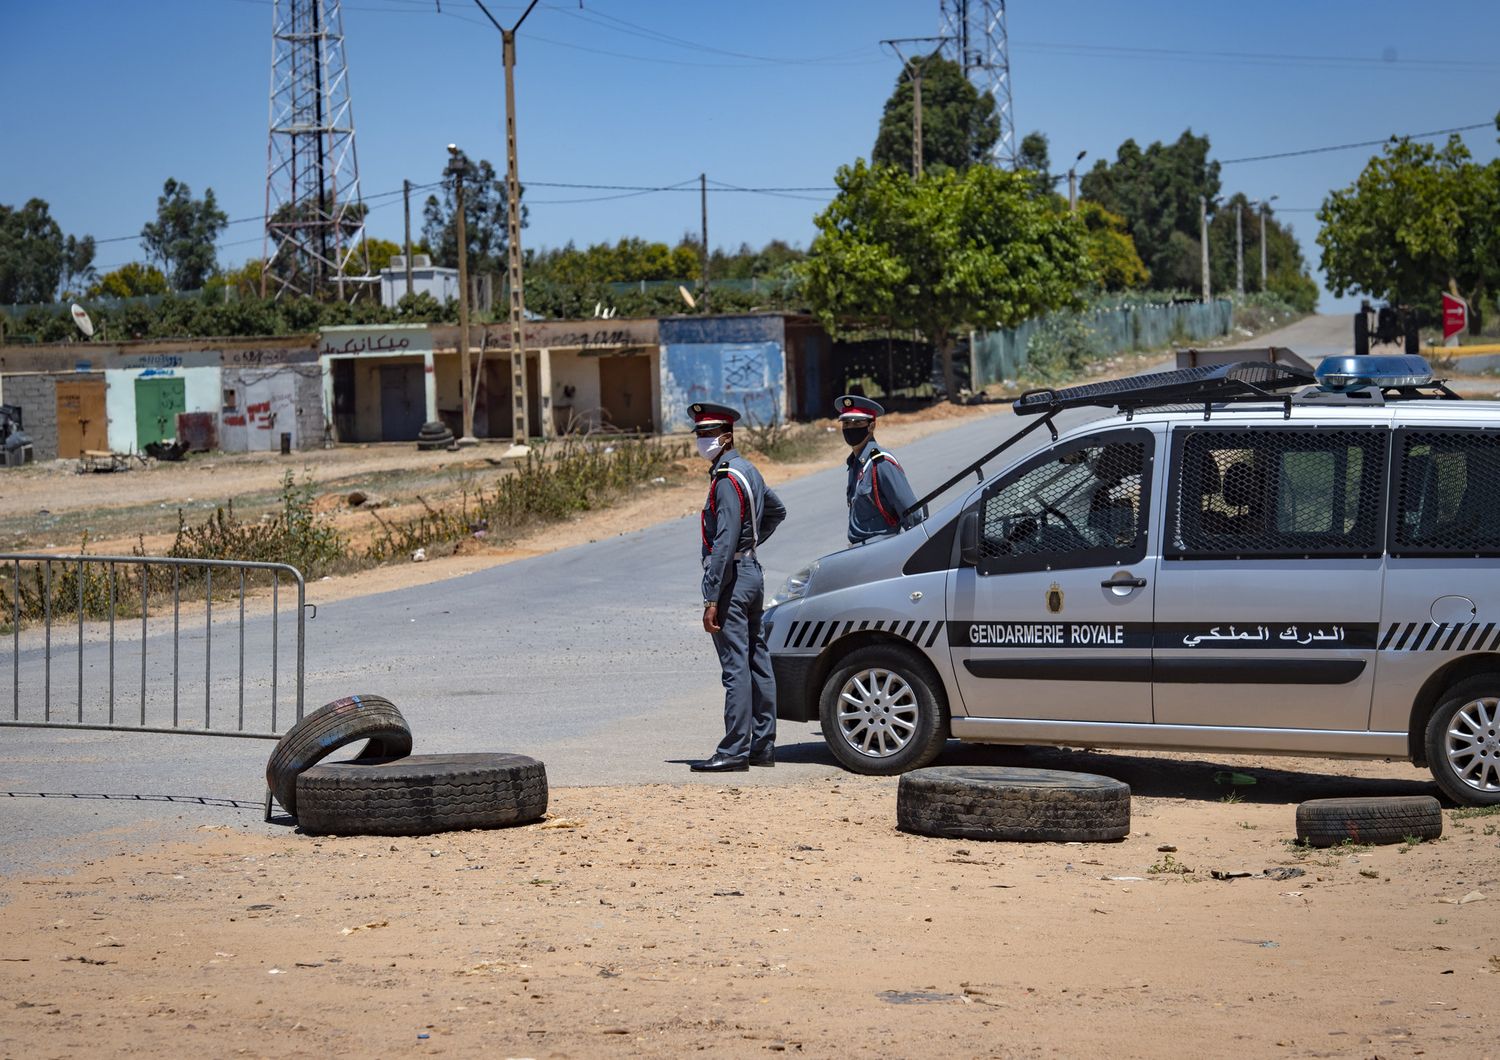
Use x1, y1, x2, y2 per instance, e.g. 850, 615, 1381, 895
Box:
2, 747, 1497, 1058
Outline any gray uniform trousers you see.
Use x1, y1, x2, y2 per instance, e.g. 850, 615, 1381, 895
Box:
710, 555, 777, 760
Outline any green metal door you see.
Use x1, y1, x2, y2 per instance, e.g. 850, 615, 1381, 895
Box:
134, 377, 187, 449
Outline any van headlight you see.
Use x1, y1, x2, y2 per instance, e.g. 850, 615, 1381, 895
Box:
767, 561, 819, 608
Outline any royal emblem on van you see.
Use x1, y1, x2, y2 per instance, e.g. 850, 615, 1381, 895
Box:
1046, 583, 1064, 614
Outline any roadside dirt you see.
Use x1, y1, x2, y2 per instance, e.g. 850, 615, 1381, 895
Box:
2, 748, 1496, 1057
1, 402, 1004, 609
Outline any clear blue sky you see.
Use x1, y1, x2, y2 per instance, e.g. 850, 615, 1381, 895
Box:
3, 0, 1497, 309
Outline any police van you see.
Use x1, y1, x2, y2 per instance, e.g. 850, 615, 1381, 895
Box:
764, 356, 1500, 806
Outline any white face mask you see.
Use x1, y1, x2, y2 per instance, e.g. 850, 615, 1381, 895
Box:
696, 436, 726, 460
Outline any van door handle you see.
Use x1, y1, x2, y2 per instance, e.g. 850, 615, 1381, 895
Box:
1103, 576, 1148, 588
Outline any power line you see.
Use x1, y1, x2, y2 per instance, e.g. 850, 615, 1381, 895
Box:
1219, 121, 1493, 165
1014, 39, 1500, 72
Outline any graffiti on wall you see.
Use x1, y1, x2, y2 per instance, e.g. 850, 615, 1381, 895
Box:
661, 340, 784, 432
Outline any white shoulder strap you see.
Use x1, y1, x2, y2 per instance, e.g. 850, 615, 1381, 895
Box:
861, 449, 900, 476
722, 466, 759, 548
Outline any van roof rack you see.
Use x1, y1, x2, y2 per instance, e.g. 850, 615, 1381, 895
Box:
1012, 361, 1315, 416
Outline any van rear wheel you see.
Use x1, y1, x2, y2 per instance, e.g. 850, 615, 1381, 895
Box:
1425, 675, 1500, 807
819, 644, 948, 776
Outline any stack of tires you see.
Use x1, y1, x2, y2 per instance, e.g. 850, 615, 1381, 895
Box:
265, 694, 548, 836
416, 421, 455, 451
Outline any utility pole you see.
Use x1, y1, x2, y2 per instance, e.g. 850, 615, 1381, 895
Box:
1235, 201, 1245, 296
1068, 150, 1086, 212
880, 37, 949, 179
1200, 195, 1211, 304
402, 179, 414, 299
472, 0, 540, 450
1258, 195, 1277, 291
699, 173, 710, 313
448, 146, 476, 446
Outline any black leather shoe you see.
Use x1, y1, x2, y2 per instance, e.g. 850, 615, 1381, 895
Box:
748, 748, 775, 767
691, 753, 748, 772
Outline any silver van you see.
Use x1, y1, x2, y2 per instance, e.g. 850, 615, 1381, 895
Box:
765, 357, 1500, 806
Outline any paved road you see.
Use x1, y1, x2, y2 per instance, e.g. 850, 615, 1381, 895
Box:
0, 315, 1353, 871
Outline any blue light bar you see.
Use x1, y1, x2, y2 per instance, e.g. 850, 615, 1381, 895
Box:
1316, 354, 1433, 391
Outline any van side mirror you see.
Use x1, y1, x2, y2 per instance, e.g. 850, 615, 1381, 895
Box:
958, 509, 980, 567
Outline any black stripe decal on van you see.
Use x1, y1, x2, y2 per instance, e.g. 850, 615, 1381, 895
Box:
924, 623, 943, 648
821, 623, 837, 647
1379, 624, 1399, 650
1442, 624, 1465, 651
1393, 622, 1422, 650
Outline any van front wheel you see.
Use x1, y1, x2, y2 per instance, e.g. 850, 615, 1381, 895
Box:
1425, 675, 1500, 807
819, 644, 949, 776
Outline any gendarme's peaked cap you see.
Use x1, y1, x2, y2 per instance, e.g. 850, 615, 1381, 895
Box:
835, 394, 884, 420
690, 402, 741, 430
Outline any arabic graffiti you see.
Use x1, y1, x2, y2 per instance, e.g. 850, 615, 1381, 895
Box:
319, 334, 416, 357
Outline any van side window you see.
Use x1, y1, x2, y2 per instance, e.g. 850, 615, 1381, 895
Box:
1392, 428, 1500, 557
977, 429, 1152, 575
1168, 427, 1386, 559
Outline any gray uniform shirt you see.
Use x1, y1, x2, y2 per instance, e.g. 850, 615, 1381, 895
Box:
701, 448, 787, 604
846, 438, 919, 544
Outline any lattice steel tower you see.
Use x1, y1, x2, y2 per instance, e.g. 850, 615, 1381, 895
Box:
939, 0, 1016, 168
262, 0, 367, 298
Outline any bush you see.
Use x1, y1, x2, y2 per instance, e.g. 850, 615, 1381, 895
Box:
1025, 313, 1105, 382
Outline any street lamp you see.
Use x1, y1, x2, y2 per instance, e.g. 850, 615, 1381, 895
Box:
446, 144, 476, 447
1068, 150, 1087, 212
473, 0, 541, 452
1250, 195, 1279, 291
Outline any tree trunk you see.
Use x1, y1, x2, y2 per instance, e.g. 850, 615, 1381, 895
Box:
940, 340, 957, 403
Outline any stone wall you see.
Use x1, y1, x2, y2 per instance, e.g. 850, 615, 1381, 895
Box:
3, 374, 58, 460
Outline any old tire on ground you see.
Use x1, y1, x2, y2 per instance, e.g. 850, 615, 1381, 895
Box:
1424, 674, 1500, 807
818, 643, 950, 776
294, 752, 548, 837
897, 766, 1131, 842
265, 694, 412, 818
1294, 796, 1443, 848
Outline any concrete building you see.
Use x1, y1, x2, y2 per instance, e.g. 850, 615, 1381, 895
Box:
0, 336, 324, 457
378, 255, 460, 309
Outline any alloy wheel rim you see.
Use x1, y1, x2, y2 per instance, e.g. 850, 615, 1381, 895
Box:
1445, 696, 1500, 792
836, 667, 919, 758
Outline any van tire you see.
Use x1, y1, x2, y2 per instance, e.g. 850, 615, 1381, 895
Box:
265, 694, 413, 818
294, 753, 548, 836
897, 766, 1130, 842
819, 644, 948, 776
1424, 675, 1500, 807
1294, 796, 1443, 847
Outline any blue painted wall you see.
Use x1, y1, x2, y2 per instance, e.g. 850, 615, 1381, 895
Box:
660, 315, 787, 431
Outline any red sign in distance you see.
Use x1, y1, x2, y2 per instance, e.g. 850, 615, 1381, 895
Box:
1442, 293, 1467, 344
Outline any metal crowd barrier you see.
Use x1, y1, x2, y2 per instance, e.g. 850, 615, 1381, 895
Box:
2, 554, 308, 741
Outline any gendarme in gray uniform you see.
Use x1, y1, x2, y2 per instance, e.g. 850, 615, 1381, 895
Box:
846, 438, 918, 544
701, 448, 787, 760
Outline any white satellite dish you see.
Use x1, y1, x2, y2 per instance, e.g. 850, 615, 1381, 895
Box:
70, 303, 95, 338
593, 301, 602, 318
678, 285, 697, 310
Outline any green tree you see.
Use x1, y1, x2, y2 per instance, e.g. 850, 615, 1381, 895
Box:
422, 151, 526, 275
800, 159, 1096, 398
1317, 134, 1500, 323
1079, 131, 1220, 285
1076, 201, 1149, 290
871, 54, 1000, 176
60, 234, 97, 298
0, 198, 72, 304
140, 178, 229, 291
89, 262, 169, 299
1206, 194, 1318, 311
1017, 131, 1053, 196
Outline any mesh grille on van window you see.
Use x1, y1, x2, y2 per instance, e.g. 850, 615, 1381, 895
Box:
1392, 429, 1500, 557
1169, 428, 1386, 558
980, 438, 1148, 563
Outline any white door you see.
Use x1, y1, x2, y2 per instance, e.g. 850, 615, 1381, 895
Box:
947, 426, 1161, 722
1152, 423, 1387, 731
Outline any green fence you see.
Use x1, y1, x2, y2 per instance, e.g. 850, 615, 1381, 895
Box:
971, 299, 1234, 388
